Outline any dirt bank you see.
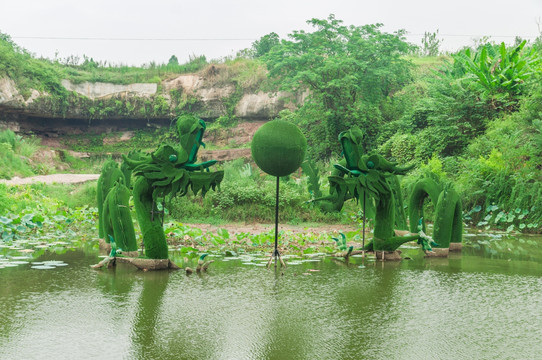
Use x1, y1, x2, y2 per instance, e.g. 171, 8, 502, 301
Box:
183, 222, 359, 236
0, 173, 99, 185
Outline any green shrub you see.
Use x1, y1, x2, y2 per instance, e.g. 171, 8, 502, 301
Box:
0, 129, 17, 149
167, 159, 348, 224
0, 183, 9, 214
0, 130, 41, 179
381, 133, 416, 164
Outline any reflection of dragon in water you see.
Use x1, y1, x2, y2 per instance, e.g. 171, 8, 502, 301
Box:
98, 114, 223, 261
309, 126, 462, 253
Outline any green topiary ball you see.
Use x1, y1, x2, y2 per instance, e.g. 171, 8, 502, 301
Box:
251, 120, 307, 177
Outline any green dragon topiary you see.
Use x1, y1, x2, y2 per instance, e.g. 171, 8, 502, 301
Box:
97, 114, 223, 263
324, 126, 462, 254
306, 127, 408, 239
324, 127, 418, 252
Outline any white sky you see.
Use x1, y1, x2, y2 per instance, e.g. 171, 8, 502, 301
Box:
2, 0, 542, 66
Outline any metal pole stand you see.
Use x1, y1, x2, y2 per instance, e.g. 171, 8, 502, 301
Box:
267, 176, 287, 268
362, 192, 366, 259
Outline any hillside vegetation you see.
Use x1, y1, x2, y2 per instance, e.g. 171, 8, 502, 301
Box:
1, 14, 542, 232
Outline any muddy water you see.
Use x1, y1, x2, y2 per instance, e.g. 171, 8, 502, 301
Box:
1, 234, 541, 360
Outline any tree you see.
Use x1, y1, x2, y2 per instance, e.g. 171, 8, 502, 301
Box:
421, 30, 441, 56
168, 55, 179, 66
251, 32, 280, 58
263, 14, 413, 158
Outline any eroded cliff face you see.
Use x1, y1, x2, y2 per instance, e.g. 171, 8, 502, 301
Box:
0, 73, 302, 134
0, 77, 43, 109
60, 80, 158, 99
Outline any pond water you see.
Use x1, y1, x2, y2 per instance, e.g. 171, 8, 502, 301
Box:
1, 234, 542, 360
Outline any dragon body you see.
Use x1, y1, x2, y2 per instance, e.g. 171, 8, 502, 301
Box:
408, 173, 463, 249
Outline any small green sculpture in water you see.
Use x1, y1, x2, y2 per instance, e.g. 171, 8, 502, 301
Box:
96, 114, 223, 268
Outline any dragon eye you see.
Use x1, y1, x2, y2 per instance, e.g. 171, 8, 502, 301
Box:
169, 154, 178, 162
367, 161, 375, 169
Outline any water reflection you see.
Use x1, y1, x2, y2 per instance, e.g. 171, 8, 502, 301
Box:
128, 271, 170, 359
0, 234, 541, 360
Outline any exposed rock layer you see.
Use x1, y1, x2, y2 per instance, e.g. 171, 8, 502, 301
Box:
0, 75, 301, 134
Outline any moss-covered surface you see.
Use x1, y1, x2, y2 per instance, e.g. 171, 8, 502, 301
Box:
251, 120, 307, 177
96, 159, 124, 239
408, 173, 463, 248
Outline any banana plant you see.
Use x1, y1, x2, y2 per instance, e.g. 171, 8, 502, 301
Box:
451, 41, 540, 104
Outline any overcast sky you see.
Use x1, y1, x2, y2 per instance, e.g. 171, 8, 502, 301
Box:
2, 0, 542, 66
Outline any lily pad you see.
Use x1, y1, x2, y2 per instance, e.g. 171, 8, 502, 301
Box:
10, 256, 31, 260
31, 265, 56, 270
41, 261, 67, 267
8, 261, 29, 265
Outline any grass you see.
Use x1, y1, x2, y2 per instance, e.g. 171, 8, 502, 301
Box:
60, 128, 173, 154
1, 182, 97, 214
0, 130, 40, 179
38, 182, 98, 209
60, 55, 209, 85
405, 55, 450, 78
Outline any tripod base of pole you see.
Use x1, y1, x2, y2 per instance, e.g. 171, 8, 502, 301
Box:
267, 248, 287, 268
